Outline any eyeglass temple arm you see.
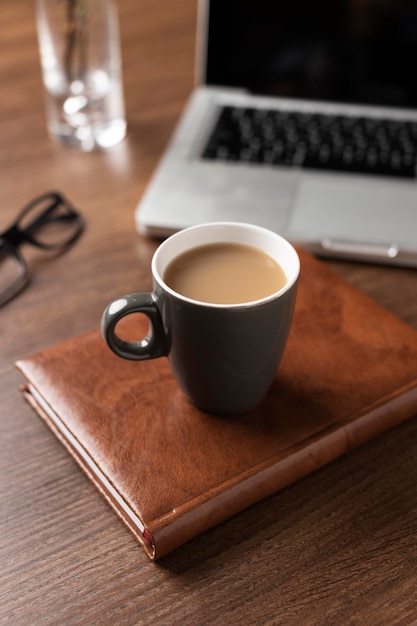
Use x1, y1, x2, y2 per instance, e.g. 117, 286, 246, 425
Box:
0, 224, 22, 247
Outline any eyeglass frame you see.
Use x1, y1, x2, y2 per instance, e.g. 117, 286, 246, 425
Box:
0, 191, 85, 306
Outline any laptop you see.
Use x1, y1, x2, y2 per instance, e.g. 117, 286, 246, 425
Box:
135, 0, 417, 267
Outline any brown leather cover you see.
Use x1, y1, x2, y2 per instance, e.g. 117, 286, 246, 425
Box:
16, 249, 417, 559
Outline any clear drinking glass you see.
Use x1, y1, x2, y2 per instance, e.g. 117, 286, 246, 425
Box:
35, 0, 126, 151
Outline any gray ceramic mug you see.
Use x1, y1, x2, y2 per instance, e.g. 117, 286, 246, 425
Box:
101, 222, 300, 415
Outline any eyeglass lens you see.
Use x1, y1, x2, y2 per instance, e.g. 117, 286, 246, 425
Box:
18, 193, 83, 249
0, 243, 28, 307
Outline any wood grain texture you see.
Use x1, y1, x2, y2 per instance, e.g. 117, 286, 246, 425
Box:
1, 1, 417, 624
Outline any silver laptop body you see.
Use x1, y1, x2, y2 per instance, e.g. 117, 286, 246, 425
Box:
136, 0, 417, 267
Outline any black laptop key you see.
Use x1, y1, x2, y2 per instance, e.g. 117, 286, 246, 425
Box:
201, 106, 417, 179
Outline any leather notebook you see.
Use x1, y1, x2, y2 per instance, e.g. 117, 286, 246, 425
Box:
16, 249, 417, 560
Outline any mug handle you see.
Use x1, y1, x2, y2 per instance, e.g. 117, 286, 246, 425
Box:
101, 293, 168, 360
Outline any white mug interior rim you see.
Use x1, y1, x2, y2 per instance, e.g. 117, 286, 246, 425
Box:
152, 222, 300, 308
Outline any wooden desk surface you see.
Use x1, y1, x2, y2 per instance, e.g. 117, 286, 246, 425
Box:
1, 2, 417, 624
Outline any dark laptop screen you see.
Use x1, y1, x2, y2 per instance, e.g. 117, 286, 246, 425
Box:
204, 0, 417, 109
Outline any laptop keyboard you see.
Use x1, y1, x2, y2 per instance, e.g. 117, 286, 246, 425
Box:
201, 105, 417, 178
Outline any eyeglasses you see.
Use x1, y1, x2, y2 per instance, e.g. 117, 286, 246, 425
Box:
0, 191, 84, 307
